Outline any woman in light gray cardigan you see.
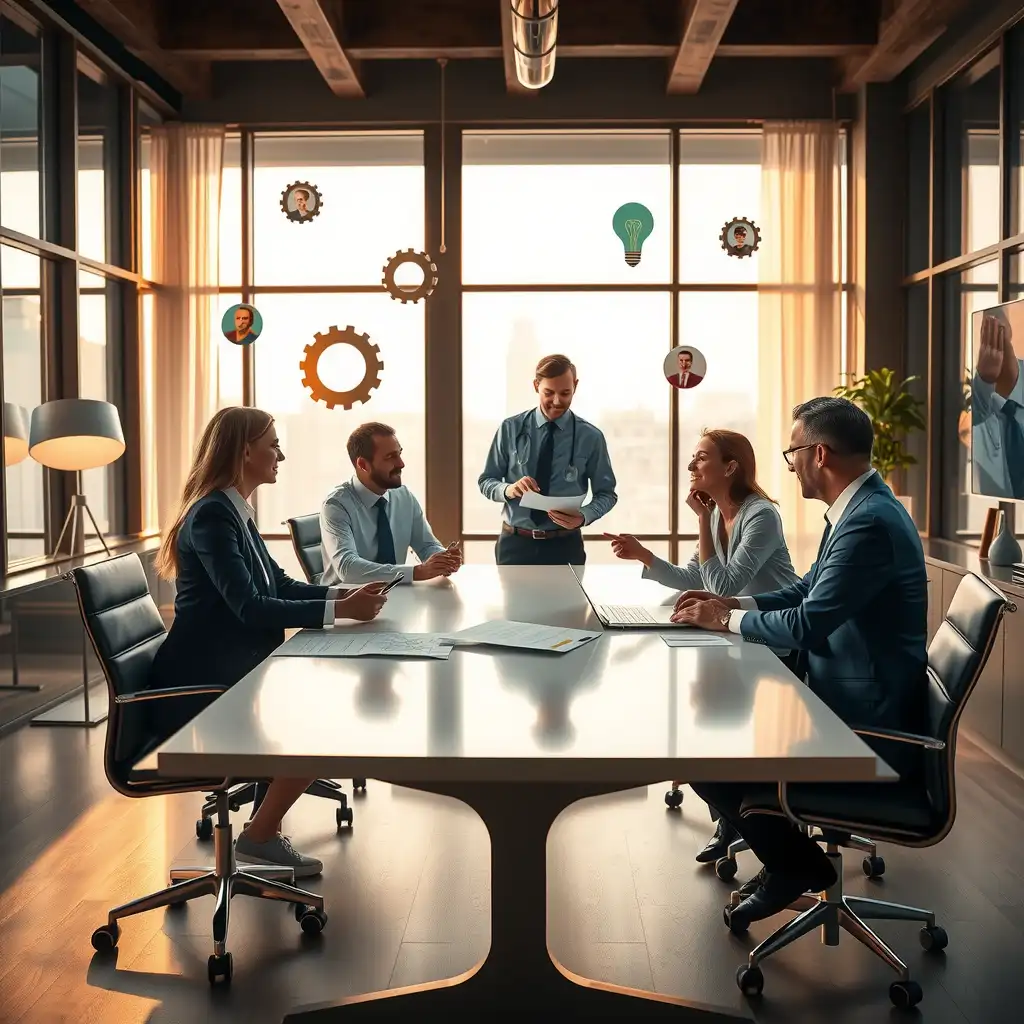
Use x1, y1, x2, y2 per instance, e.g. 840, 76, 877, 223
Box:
607, 428, 799, 870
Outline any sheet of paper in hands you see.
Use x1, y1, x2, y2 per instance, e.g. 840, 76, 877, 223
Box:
441, 620, 600, 653
517, 490, 586, 513
274, 631, 454, 659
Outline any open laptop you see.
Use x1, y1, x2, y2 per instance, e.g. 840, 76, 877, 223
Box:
568, 564, 689, 629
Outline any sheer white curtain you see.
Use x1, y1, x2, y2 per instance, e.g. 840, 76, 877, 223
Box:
756, 121, 842, 570
149, 124, 225, 528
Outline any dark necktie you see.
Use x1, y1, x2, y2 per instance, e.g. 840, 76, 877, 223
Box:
999, 400, 1024, 498
530, 420, 558, 526
810, 517, 832, 582
375, 497, 397, 564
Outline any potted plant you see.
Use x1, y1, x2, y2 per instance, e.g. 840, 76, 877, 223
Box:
833, 368, 927, 515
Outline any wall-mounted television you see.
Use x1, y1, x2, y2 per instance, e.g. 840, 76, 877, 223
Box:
971, 297, 1024, 501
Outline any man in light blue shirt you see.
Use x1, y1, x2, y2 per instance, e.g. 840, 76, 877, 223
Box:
972, 309, 1024, 498
320, 423, 462, 586
478, 353, 618, 565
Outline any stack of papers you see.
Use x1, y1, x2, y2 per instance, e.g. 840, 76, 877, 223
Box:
660, 633, 732, 648
274, 631, 454, 660
442, 620, 600, 654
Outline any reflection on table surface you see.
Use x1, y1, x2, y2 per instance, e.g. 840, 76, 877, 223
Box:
157, 566, 887, 784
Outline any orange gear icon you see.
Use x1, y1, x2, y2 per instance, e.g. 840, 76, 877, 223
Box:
300, 325, 383, 410
382, 248, 438, 303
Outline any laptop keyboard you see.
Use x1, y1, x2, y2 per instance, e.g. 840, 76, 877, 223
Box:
601, 605, 657, 624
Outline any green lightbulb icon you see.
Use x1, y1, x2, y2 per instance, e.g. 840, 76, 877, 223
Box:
612, 202, 654, 267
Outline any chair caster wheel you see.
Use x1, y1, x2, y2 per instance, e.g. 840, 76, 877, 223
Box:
296, 906, 328, 935
208, 952, 233, 985
195, 817, 213, 841
862, 855, 886, 878
336, 805, 354, 829
715, 856, 738, 881
353, 778, 367, 792
91, 922, 120, 951
736, 964, 763, 997
889, 979, 922, 1008
664, 788, 683, 809
723, 904, 749, 934
228, 800, 242, 812
919, 925, 948, 951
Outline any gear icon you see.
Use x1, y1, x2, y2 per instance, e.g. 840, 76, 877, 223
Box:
300, 325, 383, 410
720, 217, 760, 258
381, 248, 438, 303
280, 181, 323, 224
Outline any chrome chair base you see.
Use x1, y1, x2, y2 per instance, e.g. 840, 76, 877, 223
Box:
91, 792, 326, 973
729, 847, 944, 1007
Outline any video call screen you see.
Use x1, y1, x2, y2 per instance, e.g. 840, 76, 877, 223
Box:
972, 299, 1024, 500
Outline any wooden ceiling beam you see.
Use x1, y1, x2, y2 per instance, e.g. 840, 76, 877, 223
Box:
842, 0, 976, 88
668, 0, 741, 95
74, 0, 211, 98
274, 0, 364, 97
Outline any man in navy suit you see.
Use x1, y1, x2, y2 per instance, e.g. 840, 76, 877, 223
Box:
672, 396, 928, 924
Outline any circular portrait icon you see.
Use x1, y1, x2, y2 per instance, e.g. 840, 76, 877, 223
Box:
221, 303, 263, 346
663, 345, 707, 390
281, 181, 323, 224
720, 217, 760, 258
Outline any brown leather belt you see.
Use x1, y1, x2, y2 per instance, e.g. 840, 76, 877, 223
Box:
502, 522, 581, 540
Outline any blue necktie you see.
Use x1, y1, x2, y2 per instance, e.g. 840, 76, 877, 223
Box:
530, 420, 558, 526
999, 400, 1024, 498
375, 497, 397, 564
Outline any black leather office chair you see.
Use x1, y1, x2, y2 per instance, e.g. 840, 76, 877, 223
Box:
286, 512, 367, 795
724, 571, 1012, 1009
72, 553, 327, 986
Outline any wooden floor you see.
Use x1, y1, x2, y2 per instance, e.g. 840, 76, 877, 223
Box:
1, 720, 1023, 1024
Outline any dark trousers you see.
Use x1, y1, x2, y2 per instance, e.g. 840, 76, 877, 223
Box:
495, 529, 586, 566
705, 648, 803, 827
691, 781, 830, 876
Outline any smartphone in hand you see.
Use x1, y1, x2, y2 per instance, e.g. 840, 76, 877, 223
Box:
379, 572, 407, 595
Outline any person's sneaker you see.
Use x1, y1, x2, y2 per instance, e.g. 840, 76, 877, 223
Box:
234, 832, 323, 878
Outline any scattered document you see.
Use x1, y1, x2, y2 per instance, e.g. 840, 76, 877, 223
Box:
274, 631, 454, 660
660, 633, 732, 648
517, 491, 586, 513
442, 620, 600, 654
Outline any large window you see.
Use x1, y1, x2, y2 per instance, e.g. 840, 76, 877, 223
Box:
904, 30, 1024, 539
1, 244, 46, 561
461, 130, 814, 561
1, 3, 140, 572
225, 133, 425, 532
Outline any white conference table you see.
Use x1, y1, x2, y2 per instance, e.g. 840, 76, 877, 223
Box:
155, 564, 893, 1021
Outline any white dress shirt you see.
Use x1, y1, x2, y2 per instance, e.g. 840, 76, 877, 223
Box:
727, 468, 877, 634
319, 477, 445, 586
222, 487, 340, 627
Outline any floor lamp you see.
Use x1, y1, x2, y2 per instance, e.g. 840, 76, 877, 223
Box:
1, 403, 37, 693
29, 398, 125, 558
27, 399, 125, 729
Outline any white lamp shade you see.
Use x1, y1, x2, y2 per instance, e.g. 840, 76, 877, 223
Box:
3, 402, 30, 467
29, 398, 125, 471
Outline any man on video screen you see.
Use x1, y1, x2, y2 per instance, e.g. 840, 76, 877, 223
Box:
973, 307, 1024, 499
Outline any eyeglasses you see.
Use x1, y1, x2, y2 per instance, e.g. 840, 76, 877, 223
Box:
782, 443, 830, 466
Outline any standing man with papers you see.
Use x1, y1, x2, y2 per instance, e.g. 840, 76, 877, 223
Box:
479, 354, 618, 565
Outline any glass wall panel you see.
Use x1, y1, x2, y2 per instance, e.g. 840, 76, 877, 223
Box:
0, 12, 42, 239
77, 63, 120, 265
1, 244, 46, 562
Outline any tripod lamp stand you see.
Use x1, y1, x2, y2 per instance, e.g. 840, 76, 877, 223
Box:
29, 399, 125, 558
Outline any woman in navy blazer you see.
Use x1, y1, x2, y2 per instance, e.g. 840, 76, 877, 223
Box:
152, 406, 388, 877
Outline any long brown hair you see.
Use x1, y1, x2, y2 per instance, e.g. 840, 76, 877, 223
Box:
155, 407, 274, 580
701, 428, 777, 506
